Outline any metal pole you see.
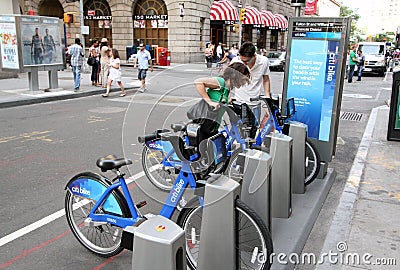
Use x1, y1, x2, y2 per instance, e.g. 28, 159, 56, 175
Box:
79, 0, 85, 53
238, 1, 242, 48
295, 7, 301, 17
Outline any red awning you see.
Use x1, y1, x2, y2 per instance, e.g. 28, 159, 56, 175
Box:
274, 14, 288, 30
210, 0, 239, 21
260, 10, 277, 29
242, 6, 262, 25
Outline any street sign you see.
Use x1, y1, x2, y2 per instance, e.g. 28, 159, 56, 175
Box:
282, 17, 351, 162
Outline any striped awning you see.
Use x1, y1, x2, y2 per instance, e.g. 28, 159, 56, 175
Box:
242, 6, 262, 25
210, 0, 239, 21
274, 14, 288, 30
260, 10, 277, 29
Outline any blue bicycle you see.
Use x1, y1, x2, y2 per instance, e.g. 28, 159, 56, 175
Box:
65, 133, 273, 270
141, 96, 320, 190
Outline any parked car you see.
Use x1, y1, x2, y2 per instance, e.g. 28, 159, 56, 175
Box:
267, 51, 286, 71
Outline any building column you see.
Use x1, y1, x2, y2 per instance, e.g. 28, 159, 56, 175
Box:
110, 2, 133, 60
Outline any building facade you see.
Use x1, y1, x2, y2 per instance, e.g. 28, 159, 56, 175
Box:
19, 0, 301, 63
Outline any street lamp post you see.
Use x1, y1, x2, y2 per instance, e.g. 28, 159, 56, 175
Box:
291, 0, 306, 17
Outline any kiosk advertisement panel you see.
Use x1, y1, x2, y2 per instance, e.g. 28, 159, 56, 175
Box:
387, 71, 400, 141
283, 18, 350, 162
20, 16, 63, 66
0, 16, 19, 69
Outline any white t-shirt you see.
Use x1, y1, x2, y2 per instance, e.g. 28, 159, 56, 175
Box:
230, 54, 270, 106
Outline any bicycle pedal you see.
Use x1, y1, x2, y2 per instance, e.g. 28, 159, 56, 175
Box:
84, 218, 107, 227
136, 201, 147, 208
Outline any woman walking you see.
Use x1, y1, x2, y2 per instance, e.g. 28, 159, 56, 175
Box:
99, 38, 110, 88
89, 39, 100, 86
102, 48, 126, 97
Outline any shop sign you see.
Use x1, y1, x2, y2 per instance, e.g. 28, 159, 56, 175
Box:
84, 15, 112, 20
133, 15, 168, 20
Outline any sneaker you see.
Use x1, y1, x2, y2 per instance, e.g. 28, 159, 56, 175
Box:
74, 88, 79, 92
138, 87, 144, 93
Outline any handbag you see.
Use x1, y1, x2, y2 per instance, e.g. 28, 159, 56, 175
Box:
187, 99, 219, 122
87, 54, 95, 66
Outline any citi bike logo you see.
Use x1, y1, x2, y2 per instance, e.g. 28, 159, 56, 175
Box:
148, 142, 163, 149
71, 185, 91, 196
171, 179, 185, 203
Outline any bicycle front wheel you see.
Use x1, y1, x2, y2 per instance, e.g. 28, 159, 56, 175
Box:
177, 198, 273, 270
65, 173, 130, 257
305, 138, 321, 186
142, 145, 177, 191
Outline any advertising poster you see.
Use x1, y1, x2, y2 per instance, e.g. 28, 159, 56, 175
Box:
20, 16, 63, 66
0, 19, 19, 69
286, 39, 340, 141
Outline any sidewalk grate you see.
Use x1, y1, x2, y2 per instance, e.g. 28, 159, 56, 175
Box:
340, 111, 364, 122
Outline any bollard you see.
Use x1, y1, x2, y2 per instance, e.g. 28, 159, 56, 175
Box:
240, 149, 272, 230
198, 174, 240, 270
288, 122, 307, 194
268, 133, 293, 218
131, 215, 186, 270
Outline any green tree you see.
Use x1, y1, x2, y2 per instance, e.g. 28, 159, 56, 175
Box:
340, 6, 361, 38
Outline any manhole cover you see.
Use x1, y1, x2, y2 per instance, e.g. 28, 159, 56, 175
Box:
88, 107, 126, 113
340, 111, 364, 122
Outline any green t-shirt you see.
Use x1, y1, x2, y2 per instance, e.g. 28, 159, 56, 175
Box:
349, 51, 357, 65
207, 77, 229, 103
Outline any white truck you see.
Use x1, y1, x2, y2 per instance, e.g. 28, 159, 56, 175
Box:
357, 42, 387, 76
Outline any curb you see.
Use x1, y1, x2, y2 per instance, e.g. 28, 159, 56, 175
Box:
0, 86, 139, 109
315, 106, 383, 269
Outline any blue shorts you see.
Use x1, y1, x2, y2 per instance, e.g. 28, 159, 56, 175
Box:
138, 69, 148, 80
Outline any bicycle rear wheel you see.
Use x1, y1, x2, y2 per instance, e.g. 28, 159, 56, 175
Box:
177, 198, 273, 270
65, 173, 130, 257
142, 145, 177, 191
305, 138, 321, 186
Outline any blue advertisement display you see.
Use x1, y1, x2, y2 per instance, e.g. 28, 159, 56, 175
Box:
286, 39, 340, 141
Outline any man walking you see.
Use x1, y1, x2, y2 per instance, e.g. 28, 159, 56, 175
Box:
356, 49, 365, 81
134, 43, 153, 92
67, 38, 84, 91
348, 45, 359, 83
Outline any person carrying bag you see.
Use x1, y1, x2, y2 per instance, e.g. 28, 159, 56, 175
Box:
188, 62, 251, 137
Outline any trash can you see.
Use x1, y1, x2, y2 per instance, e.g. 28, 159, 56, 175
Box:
159, 48, 168, 66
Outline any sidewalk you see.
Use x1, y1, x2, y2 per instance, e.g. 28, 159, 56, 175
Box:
0, 62, 205, 109
317, 106, 400, 269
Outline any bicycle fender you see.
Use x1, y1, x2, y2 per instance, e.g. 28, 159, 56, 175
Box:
65, 172, 128, 216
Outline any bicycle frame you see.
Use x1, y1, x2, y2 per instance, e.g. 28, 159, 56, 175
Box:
69, 161, 199, 230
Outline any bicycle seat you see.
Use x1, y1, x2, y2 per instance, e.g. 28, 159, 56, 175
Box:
96, 155, 132, 172
171, 122, 186, 132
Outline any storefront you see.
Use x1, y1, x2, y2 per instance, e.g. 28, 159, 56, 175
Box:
274, 13, 288, 50
83, 0, 113, 48
210, 0, 238, 47
260, 10, 277, 51
241, 6, 262, 46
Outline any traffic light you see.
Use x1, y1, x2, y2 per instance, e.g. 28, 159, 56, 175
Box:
240, 8, 246, 22
64, 13, 74, 23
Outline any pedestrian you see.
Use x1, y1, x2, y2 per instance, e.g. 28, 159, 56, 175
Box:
348, 45, 359, 83
345, 51, 350, 79
230, 44, 238, 57
102, 48, 126, 97
89, 39, 100, 86
134, 43, 153, 92
356, 49, 365, 81
193, 62, 251, 141
216, 48, 230, 73
67, 38, 84, 91
230, 41, 271, 138
205, 43, 213, 69
43, 28, 55, 64
99, 38, 110, 88
31, 27, 44, 65
216, 42, 223, 62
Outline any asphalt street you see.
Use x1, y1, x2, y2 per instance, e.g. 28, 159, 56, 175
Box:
0, 66, 393, 269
